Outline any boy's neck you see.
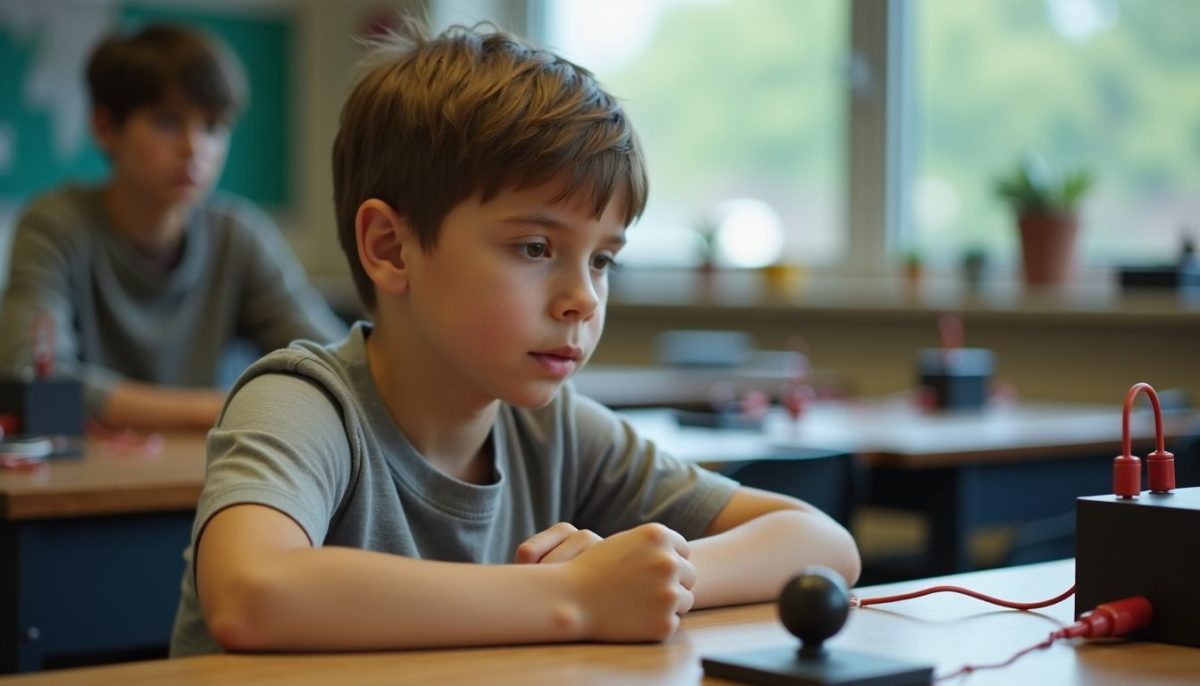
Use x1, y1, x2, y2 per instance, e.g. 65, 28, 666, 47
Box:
365, 315, 500, 484
101, 182, 190, 267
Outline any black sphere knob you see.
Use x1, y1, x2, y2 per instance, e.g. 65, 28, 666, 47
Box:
777, 566, 850, 658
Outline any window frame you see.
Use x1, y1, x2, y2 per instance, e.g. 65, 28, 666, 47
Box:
522, 0, 910, 277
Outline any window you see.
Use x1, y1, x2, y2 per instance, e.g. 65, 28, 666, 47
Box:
914, 0, 1200, 267
540, 0, 848, 268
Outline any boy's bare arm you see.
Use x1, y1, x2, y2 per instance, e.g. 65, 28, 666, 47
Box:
197, 504, 696, 651
100, 381, 226, 430
687, 487, 861, 610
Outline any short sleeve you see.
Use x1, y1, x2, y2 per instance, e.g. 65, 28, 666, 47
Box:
567, 390, 739, 540
195, 372, 353, 548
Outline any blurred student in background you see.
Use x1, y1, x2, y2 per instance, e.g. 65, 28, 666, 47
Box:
0, 24, 346, 430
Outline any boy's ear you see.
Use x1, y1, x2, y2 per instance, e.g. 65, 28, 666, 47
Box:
356, 199, 413, 297
90, 108, 119, 155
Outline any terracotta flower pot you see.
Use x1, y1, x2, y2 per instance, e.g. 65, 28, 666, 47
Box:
1017, 212, 1078, 286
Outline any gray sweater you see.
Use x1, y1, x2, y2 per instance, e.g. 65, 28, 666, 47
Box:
0, 185, 347, 414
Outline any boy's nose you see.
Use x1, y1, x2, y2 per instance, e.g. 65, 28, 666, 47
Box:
552, 270, 600, 322
179, 120, 210, 158
178, 128, 197, 157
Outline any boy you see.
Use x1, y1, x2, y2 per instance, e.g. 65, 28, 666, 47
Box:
170, 19, 859, 655
0, 24, 345, 430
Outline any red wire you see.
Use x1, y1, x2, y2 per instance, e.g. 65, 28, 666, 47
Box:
1123, 382, 1165, 457
935, 628, 1074, 682
852, 585, 1084, 681
852, 584, 1075, 610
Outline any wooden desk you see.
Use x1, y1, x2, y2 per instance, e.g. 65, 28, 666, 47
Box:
0, 436, 207, 519
621, 400, 1196, 466
573, 361, 797, 409
0, 435, 207, 672
802, 400, 1198, 575
622, 401, 1200, 574
767, 399, 1197, 469
3, 559, 1196, 685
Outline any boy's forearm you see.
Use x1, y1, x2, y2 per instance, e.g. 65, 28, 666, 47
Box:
101, 381, 225, 430
210, 546, 583, 651
688, 510, 861, 609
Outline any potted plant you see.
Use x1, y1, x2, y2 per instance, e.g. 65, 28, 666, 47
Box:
960, 246, 988, 293
993, 157, 1093, 286
902, 248, 923, 291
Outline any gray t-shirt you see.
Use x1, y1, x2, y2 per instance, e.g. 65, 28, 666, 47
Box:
169, 323, 739, 656
0, 185, 346, 413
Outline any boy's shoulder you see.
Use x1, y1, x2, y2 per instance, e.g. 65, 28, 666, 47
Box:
199, 191, 279, 242
17, 184, 102, 238
239, 330, 349, 387
8, 185, 111, 269
229, 325, 359, 414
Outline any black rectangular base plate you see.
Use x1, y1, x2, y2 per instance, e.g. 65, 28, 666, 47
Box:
702, 647, 933, 686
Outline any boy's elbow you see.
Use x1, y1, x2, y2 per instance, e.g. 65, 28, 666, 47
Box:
209, 609, 258, 652
777, 508, 862, 587
789, 510, 861, 588
204, 568, 282, 652
818, 516, 861, 587
836, 535, 863, 588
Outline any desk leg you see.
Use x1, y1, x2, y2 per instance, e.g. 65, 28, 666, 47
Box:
867, 466, 977, 576
926, 467, 979, 575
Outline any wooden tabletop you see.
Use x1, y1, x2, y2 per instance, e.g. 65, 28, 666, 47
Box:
1, 559, 1195, 685
777, 400, 1197, 469
573, 361, 799, 409
622, 400, 1199, 470
0, 433, 207, 520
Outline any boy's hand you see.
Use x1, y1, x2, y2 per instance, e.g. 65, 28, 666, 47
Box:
562, 523, 696, 642
514, 522, 603, 564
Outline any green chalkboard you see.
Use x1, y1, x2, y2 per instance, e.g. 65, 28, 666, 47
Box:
0, 2, 293, 207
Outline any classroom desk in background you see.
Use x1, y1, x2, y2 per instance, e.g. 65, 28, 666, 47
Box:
621, 400, 1200, 575
0, 435, 207, 672
572, 356, 842, 409
2, 559, 1197, 685
790, 400, 1199, 575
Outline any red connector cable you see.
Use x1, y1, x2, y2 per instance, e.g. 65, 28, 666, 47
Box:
853, 585, 1153, 681
852, 583, 1076, 611
1115, 382, 1175, 497
935, 596, 1153, 681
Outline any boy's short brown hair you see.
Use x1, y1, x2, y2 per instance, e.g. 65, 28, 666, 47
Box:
86, 23, 247, 125
333, 19, 648, 310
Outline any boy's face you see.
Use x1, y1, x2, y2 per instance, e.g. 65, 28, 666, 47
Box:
403, 180, 627, 408
94, 91, 230, 210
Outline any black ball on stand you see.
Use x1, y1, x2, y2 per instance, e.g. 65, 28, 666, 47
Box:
778, 566, 851, 659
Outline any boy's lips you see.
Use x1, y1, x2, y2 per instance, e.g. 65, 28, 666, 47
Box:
529, 346, 583, 378
533, 346, 583, 360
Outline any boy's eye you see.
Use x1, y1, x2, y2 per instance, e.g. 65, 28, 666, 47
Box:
152, 111, 182, 130
519, 243, 548, 259
591, 254, 618, 271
